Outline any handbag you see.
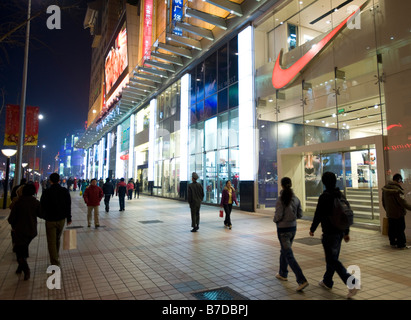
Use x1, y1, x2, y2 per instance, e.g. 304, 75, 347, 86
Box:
219, 209, 224, 218
63, 229, 77, 250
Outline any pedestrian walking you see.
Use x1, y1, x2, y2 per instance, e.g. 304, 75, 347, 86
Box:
116, 178, 127, 211
309, 171, 359, 299
134, 179, 140, 199
220, 180, 239, 230
274, 177, 308, 292
83, 178, 104, 228
127, 179, 134, 200
103, 178, 115, 212
382, 173, 411, 249
187, 172, 204, 232
40, 173, 72, 267
7, 184, 41, 280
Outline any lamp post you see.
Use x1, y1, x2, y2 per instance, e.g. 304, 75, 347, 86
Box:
22, 162, 28, 179
14, 0, 32, 186
40, 144, 45, 180
2, 149, 17, 209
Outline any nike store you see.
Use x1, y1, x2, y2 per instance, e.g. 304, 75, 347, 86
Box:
253, 0, 411, 234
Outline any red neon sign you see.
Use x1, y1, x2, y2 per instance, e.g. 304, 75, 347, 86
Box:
142, 0, 153, 60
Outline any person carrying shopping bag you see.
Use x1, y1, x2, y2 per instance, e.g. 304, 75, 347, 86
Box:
220, 180, 239, 230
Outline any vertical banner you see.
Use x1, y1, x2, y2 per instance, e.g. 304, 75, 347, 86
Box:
4, 105, 39, 146
171, 0, 183, 36
25, 106, 39, 146
142, 0, 153, 60
4, 104, 20, 145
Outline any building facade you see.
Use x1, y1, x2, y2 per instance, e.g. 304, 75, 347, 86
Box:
76, 0, 411, 236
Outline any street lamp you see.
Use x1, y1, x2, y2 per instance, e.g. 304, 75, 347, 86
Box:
40, 145, 45, 179
22, 162, 28, 179
2, 149, 17, 209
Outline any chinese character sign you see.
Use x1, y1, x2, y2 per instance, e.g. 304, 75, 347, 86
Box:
142, 0, 153, 60
172, 0, 183, 36
4, 105, 39, 146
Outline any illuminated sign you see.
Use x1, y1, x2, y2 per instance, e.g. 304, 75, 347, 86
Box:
172, 0, 183, 36
142, 0, 153, 60
272, 0, 369, 89
105, 22, 128, 96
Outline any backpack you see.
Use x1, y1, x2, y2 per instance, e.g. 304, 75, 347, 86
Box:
330, 195, 354, 231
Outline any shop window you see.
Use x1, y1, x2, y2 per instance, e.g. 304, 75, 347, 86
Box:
228, 36, 238, 85
196, 101, 204, 122
229, 83, 239, 109
218, 44, 228, 90
196, 63, 205, 102
205, 52, 217, 98
205, 93, 217, 118
218, 88, 228, 113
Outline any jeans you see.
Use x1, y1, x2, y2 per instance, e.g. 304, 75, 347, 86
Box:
223, 204, 233, 226
45, 219, 66, 266
321, 233, 352, 288
277, 230, 307, 284
388, 217, 406, 248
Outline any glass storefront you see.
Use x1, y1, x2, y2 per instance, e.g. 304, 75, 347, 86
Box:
253, 0, 404, 226
188, 36, 240, 205
154, 80, 181, 198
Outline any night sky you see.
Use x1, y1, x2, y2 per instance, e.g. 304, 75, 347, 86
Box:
0, 0, 92, 172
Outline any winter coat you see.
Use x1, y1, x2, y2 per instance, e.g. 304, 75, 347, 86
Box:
127, 182, 134, 191
274, 193, 302, 230
310, 188, 349, 235
382, 181, 411, 219
220, 186, 238, 206
8, 195, 41, 245
83, 185, 104, 206
188, 181, 204, 208
40, 183, 72, 223
103, 182, 114, 195
116, 181, 127, 197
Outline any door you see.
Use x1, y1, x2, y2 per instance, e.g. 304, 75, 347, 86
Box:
304, 148, 379, 223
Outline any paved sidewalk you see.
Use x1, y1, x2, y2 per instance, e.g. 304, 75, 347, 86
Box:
0, 191, 410, 300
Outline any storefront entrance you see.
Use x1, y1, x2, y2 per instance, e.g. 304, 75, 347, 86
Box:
278, 135, 385, 228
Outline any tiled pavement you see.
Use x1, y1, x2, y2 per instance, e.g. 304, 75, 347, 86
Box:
0, 191, 411, 302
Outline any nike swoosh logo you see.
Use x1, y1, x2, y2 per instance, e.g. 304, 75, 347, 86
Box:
272, 1, 367, 89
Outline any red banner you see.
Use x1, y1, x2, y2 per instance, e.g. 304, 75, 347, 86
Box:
142, 0, 153, 60
3, 104, 39, 146
4, 104, 20, 145
25, 106, 39, 145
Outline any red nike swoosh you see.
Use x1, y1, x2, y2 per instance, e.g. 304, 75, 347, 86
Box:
272, 2, 367, 89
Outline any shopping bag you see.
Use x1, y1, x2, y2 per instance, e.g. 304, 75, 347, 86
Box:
63, 229, 77, 250
219, 209, 224, 218
79, 190, 83, 196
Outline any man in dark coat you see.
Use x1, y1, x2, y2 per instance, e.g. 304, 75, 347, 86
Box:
187, 172, 204, 232
40, 173, 72, 266
116, 178, 127, 211
8, 184, 41, 280
382, 173, 411, 249
103, 178, 115, 212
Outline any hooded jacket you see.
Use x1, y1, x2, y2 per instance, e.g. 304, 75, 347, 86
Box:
382, 181, 411, 219
274, 193, 302, 230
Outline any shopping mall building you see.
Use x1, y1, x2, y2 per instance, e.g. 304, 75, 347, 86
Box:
76, 0, 411, 235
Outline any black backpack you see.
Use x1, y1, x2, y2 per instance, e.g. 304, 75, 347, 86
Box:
330, 195, 354, 231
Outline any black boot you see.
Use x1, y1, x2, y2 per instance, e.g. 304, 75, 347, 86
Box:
15, 264, 23, 274
18, 258, 30, 280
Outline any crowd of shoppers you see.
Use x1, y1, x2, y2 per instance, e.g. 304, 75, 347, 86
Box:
4, 169, 411, 302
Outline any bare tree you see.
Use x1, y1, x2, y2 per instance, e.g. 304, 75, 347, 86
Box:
0, 0, 86, 63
